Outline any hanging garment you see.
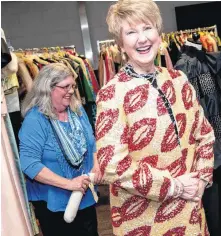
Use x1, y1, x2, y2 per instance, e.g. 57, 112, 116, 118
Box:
1, 37, 11, 68
98, 52, 104, 87
175, 46, 221, 236
67, 53, 94, 102
17, 58, 33, 93
174, 46, 221, 169
84, 59, 100, 95
23, 57, 39, 79
1, 92, 37, 236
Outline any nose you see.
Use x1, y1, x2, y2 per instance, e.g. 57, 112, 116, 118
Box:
138, 31, 148, 44
68, 85, 75, 94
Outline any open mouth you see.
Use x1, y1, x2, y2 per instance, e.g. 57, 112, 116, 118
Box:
136, 45, 151, 54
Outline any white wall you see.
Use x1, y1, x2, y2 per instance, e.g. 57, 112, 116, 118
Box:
1, 1, 209, 69
1, 1, 85, 54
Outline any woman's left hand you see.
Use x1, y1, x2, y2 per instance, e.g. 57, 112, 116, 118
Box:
194, 179, 207, 209
91, 161, 102, 185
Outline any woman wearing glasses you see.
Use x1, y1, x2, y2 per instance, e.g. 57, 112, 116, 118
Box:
19, 63, 101, 236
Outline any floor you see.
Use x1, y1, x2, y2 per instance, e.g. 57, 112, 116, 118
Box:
96, 185, 113, 236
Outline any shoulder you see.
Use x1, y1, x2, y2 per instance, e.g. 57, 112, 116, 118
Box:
157, 66, 189, 85
20, 107, 49, 134
97, 68, 135, 105
25, 106, 48, 122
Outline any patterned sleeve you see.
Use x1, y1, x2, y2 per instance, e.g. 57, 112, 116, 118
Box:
180, 71, 215, 185
191, 97, 215, 185
95, 85, 174, 202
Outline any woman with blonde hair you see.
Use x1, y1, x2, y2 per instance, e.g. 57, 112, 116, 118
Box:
19, 63, 101, 236
95, 0, 215, 235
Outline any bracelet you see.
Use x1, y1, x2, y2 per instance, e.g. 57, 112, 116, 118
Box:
173, 179, 184, 198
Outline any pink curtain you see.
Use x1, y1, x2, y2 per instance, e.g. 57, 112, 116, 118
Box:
1, 92, 33, 236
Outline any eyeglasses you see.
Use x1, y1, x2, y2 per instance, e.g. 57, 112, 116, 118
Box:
55, 84, 77, 92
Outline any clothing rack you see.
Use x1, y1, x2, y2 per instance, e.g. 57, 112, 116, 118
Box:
13, 45, 76, 53
167, 25, 218, 37
97, 39, 115, 53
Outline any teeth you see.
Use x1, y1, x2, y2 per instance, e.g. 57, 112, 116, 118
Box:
137, 46, 151, 51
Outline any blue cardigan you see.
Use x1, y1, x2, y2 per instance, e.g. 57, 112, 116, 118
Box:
19, 106, 96, 212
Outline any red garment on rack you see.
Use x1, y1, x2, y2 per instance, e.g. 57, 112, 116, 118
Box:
83, 60, 100, 95
104, 54, 110, 84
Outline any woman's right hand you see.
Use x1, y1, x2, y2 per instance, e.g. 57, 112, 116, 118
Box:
66, 175, 91, 194
176, 172, 200, 201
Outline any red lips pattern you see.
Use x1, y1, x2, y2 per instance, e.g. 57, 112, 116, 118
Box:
97, 145, 114, 176
97, 84, 115, 103
96, 109, 119, 141
182, 82, 194, 110
157, 96, 168, 116
200, 117, 213, 135
139, 155, 158, 168
189, 111, 199, 145
132, 163, 153, 196
155, 198, 186, 223
124, 84, 149, 115
120, 124, 129, 144
161, 80, 176, 105
128, 118, 156, 152
168, 69, 181, 79
159, 177, 171, 202
163, 226, 186, 236
118, 71, 132, 82
197, 142, 214, 160
189, 207, 201, 225
125, 226, 151, 236
198, 167, 213, 182
176, 113, 187, 138
161, 113, 186, 153
111, 196, 150, 227
162, 149, 187, 177
161, 124, 178, 152
116, 155, 132, 176
111, 180, 122, 197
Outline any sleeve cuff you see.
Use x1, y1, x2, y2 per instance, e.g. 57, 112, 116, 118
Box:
24, 163, 45, 180
167, 178, 175, 198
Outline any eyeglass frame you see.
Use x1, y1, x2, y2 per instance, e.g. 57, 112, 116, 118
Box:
54, 84, 77, 92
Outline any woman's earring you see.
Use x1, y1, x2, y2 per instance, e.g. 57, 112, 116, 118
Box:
121, 51, 127, 61
122, 52, 126, 61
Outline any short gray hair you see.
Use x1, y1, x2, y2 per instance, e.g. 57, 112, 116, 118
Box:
21, 63, 80, 118
106, 0, 163, 45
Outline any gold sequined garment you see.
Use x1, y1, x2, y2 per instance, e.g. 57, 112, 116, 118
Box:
95, 66, 215, 236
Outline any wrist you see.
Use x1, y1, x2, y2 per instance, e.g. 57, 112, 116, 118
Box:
173, 178, 184, 198
64, 178, 72, 191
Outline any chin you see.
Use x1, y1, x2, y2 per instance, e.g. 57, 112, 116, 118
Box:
63, 102, 70, 107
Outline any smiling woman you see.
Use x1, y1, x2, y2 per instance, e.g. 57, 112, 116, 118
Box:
19, 63, 101, 236
95, 0, 215, 236
120, 21, 161, 73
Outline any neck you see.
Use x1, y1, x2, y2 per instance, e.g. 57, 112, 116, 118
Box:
54, 108, 68, 122
128, 60, 155, 74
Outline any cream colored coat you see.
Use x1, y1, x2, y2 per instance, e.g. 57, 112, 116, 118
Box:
96, 66, 215, 236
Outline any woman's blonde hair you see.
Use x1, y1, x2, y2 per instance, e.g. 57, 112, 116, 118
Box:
21, 63, 80, 118
106, 0, 163, 44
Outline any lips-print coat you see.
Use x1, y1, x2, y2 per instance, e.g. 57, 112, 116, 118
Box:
95, 66, 215, 236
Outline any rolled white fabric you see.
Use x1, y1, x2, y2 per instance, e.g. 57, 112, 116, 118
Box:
64, 173, 95, 223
